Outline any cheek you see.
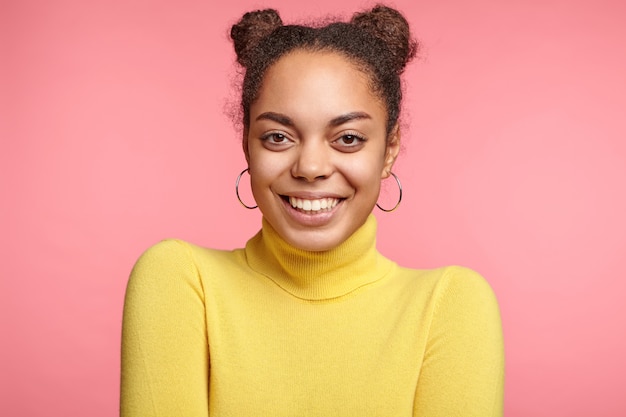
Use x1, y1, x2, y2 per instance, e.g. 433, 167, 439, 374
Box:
342, 153, 385, 188
247, 144, 269, 177
249, 164, 269, 192
248, 152, 286, 191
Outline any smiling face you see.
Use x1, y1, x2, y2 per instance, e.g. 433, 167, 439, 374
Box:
245, 50, 400, 251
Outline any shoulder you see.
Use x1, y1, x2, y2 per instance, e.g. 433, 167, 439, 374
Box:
393, 264, 497, 302
428, 266, 503, 341
126, 239, 207, 297
128, 239, 244, 291
412, 266, 505, 415
437, 266, 498, 306
393, 264, 501, 333
130, 239, 195, 276
131, 239, 235, 271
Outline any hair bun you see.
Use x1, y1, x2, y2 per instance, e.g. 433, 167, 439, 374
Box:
351, 5, 418, 73
230, 9, 283, 67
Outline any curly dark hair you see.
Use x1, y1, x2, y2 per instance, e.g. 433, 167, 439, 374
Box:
230, 4, 418, 138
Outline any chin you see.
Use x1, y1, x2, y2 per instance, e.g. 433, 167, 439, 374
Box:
282, 228, 348, 252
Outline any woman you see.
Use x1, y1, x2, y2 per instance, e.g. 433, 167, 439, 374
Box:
121, 5, 504, 416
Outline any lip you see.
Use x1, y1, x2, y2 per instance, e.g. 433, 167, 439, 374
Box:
280, 190, 345, 199
278, 193, 344, 227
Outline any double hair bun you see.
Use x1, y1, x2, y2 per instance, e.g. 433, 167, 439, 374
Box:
230, 5, 417, 73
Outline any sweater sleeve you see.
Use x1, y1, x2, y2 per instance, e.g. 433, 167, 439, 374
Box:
120, 240, 209, 417
413, 266, 505, 416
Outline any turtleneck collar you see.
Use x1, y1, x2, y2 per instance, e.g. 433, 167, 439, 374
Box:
244, 215, 395, 301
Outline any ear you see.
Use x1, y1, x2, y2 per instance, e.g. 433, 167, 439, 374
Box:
242, 128, 250, 164
381, 124, 401, 179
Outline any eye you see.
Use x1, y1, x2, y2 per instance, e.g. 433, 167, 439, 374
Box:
263, 132, 287, 143
260, 132, 294, 150
333, 132, 366, 151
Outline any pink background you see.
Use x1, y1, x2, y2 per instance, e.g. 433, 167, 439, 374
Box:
2, 0, 625, 415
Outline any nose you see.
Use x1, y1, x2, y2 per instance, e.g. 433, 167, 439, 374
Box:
291, 140, 333, 182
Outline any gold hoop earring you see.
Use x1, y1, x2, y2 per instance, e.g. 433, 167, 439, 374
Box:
235, 168, 258, 209
376, 172, 402, 212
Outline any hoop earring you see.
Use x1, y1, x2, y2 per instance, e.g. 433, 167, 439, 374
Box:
235, 168, 258, 209
376, 172, 402, 212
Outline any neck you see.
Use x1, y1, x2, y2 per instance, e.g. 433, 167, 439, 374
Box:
244, 215, 394, 301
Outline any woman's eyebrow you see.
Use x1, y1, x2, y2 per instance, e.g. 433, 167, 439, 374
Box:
328, 112, 371, 127
255, 111, 371, 128
255, 112, 294, 127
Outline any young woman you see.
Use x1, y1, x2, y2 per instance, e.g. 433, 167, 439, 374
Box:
121, 5, 504, 416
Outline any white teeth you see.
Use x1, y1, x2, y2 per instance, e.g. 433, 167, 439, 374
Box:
288, 197, 339, 212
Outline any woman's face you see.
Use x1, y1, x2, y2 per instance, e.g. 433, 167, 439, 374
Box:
246, 50, 400, 251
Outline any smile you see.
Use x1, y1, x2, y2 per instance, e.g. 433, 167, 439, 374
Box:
286, 196, 341, 213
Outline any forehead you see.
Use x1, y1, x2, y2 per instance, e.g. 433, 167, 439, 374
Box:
253, 50, 386, 119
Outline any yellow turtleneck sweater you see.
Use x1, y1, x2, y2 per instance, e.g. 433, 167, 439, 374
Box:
121, 215, 504, 416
